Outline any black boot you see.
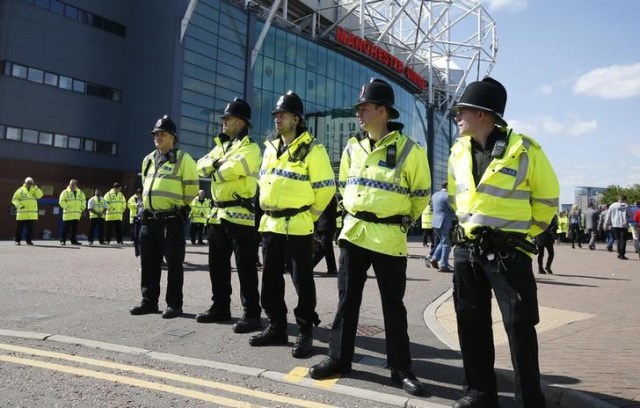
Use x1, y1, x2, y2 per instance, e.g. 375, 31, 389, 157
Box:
291, 326, 313, 358
309, 357, 351, 379
249, 320, 287, 346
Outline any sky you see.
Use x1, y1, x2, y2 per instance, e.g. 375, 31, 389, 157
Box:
479, 0, 640, 205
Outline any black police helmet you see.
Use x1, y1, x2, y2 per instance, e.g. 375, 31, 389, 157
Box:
354, 78, 400, 119
452, 77, 508, 127
151, 115, 178, 138
272, 91, 304, 118
221, 98, 253, 129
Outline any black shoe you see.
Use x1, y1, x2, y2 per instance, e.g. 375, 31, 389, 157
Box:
195, 308, 231, 323
619, 255, 628, 260
26, 241, 34, 245
162, 306, 183, 319
545, 267, 553, 275
453, 395, 497, 408
607, 246, 612, 252
197, 241, 205, 245
291, 329, 313, 358
60, 241, 66, 246
249, 325, 288, 346
308, 357, 351, 379
390, 370, 424, 396
538, 267, 546, 274
233, 317, 263, 334
130, 302, 159, 315
71, 241, 82, 245
15, 241, 20, 246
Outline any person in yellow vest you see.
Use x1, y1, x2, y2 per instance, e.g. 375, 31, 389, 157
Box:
249, 91, 335, 358
557, 210, 568, 243
421, 203, 434, 247
446, 77, 558, 408
58, 179, 86, 245
104, 182, 126, 244
195, 98, 263, 333
127, 188, 143, 247
189, 190, 210, 245
129, 115, 199, 319
309, 79, 430, 396
87, 188, 107, 245
12, 176, 44, 245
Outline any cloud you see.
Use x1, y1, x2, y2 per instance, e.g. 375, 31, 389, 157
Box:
629, 144, 640, 157
535, 84, 553, 95
573, 63, 640, 99
507, 116, 597, 138
484, 0, 528, 12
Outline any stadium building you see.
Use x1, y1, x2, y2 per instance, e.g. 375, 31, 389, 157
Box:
0, 0, 497, 239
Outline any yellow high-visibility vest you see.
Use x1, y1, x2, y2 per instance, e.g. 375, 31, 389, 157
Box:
12, 184, 43, 221
58, 187, 86, 221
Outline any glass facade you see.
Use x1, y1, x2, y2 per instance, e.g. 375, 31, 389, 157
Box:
179, 0, 454, 184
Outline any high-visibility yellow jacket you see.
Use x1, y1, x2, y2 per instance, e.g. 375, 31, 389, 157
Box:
127, 194, 141, 223
58, 187, 86, 221
448, 130, 559, 242
142, 149, 199, 211
12, 184, 44, 221
258, 131, 335, 235
339, 130, 431, 256
557, 214, 568, 234
104, 189, 126, 221
88, 195, 106, 219
189, 197, 211, 224
197, 134, 261, 227
336, 198, 343, 229
421, 204, 433, 229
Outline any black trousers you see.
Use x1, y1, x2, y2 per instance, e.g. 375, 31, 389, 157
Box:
453, 245, 545, 407
536, 242, 554, 270
190, 222, 206, 243
139, 217, 185, 308
88, 218, 105, 244
208, 220, 261, 318
328, 241, 412, 370
15, 220, 34, 243
106, 220, 123, 243
614, 227, 627, 257
312, 230, 338, 273
61, 219, 78, 243
132, 220, 141, 257
261, 232, 318, 328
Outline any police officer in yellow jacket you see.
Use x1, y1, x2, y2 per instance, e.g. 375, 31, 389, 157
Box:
309, 79, 430, 396
130, 115, 199, 319
12, 176, 44, 245
58, 179, 86, 245
104, 182, 126, 244
189, 190, 210, 245
249, 91, 335, 358
448, 77, 558, 408
196, 98, 263, 333
87, 188, 107, 245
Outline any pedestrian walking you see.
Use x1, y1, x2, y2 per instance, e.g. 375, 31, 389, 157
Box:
195, 98, 263, 334
430, 181, 455, 272
568, 204, 583, 249
58, 179, 86, 245
189, 190, 210, 245
535, 214, 557, 274
309, 79, 430, 396
127, 188, 144, 257
447, 77, 558, 408
604, 195, 633, 260
12, 177, 44, 245
104, 182, 126, 244
87, 189, 107, 245
583, 203, 600, 250
129, 115, 199, 319
249, 91, 335, 358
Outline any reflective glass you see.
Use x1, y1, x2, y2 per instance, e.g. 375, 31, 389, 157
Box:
27, 67, 44, 83
12, 64, 27, 79
44, 72, 58, 86
7, 127, 21, 141
84, 139, 94, 151
22, 129, 38, 144
54, 134, 68, 148
39, 132, 53, 145
68, 137, 81, 149
59, 76, 72, 90
72, 79, 85, 93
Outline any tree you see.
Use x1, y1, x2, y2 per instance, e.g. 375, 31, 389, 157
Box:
600, 184, 640, 206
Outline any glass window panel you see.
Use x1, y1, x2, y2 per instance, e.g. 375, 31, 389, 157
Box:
262, 30, 275, 59
44, 72, 58, 86
68, 137, 81, 149
94, 140, 110, 154
27, 67, 44, 83
295, 68, 306, 100
296, 36, 307, 68
86, 83, 98, 96
54, 134, 68, 148
78, 10, 91, 25
50, 0, 64, 15
72, 79, 85, 93
2, 61, 10, 75
39, 132, 53, 145
64, 5, 78, 19
184, 49, 217, 71
12, 64, 27, 79
183, 62, 215, 83
0, 124, 4, 139
261, 57, 274, 91
273, 60, 285, 91
59, 76, 72, 90
253, 56, 263, 89
84, 139, 94, 152
22, 129, 38, 144
111, 144, 117, 155
184, 36, 218, 59
34, 0, 49, 9
111, 90, 121, 102
7, 127, 21, 141
275, 30, 287, 62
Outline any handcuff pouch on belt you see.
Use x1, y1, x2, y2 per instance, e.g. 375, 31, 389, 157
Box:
142, 207, 187, 224
350, 211, 414, 233
213, 193, 256, 212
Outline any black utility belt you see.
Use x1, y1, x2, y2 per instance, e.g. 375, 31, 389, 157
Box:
142, 210, 180, 220
456, 226, 538, 255
213, 199, 242, 208
265, 205, 311, 218
350, 211, 406, 225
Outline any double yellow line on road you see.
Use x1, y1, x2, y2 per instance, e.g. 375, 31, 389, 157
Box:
0, 343, 336, 408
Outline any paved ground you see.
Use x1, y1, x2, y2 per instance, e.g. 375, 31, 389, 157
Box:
0, 238, 638, 407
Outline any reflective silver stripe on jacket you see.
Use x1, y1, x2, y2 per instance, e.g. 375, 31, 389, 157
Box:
458, 213, 531, 230
475, 185, 531, 200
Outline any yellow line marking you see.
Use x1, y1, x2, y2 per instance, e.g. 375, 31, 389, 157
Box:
285, 366, 309, 383
313, 376, 341, 389
0, 343, 336, 408
0, 355, 264, 408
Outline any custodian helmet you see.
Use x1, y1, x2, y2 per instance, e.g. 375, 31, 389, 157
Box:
272, 91, 304, 118
150, 115, 177, 137
221, 98, 253, 128
452, 77, 508, 127
354, 78, 400, 119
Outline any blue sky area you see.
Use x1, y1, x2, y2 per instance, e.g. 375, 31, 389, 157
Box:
482, 0, 640, 205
